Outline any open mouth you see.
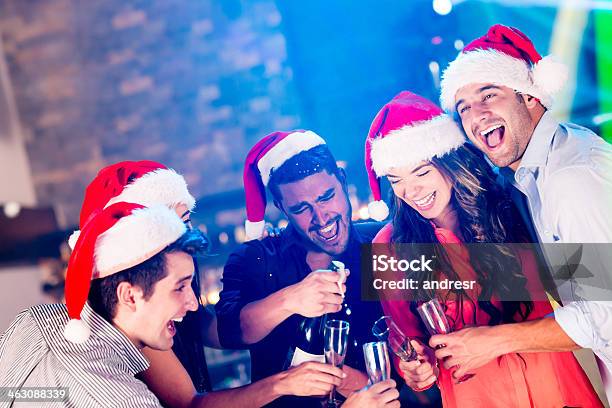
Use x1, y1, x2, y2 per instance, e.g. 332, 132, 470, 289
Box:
314, 219, 340, 242
413, 192, 436, 211
479, 124, 505, 150
167, 317, 183, 336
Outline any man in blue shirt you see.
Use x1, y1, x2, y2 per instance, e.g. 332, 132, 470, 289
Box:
432, 24, 612, 403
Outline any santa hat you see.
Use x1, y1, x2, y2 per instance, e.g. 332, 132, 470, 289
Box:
365, 91, 465, 221
243, 130, 326, 240
68, 160, 195, 249
440, 24, 568, 111
64, 202, 187, 343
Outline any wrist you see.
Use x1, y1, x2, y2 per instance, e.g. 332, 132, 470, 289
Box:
269, 371, 289, 397
278, 285, 297, 315
490, 324, 516, 356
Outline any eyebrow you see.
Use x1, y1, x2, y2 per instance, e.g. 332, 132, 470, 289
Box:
287, 187, 335, 212
387, 164, 429, 178
175, 273, 193, 285
455, 85, 502, 111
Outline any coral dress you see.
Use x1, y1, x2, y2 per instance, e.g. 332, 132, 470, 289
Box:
374, 223, 603, 408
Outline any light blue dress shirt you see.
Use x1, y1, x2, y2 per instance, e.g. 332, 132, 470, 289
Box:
500, 111, 612, 403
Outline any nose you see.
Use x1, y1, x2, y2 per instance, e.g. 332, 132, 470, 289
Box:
185, 286, 199, 312
472, 101, 491, 124
404, 183, 423, 201
311, 205, 329, 227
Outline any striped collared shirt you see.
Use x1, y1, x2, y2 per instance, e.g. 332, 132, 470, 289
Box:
0, 303, 161, 407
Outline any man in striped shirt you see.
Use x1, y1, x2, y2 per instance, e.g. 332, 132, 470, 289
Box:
0, 202, 206, 407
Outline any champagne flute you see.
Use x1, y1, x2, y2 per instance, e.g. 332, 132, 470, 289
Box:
417, 299, 474, 383
362, 341, 391, 384
372, 316, 418, 362
323, 319, 350, 408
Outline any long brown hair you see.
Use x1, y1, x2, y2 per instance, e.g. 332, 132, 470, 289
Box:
390, 143, 533, 326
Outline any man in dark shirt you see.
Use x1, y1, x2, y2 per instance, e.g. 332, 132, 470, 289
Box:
216, 130, 387, 407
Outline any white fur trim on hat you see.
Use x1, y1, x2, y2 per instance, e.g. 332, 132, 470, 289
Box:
258, 131, 326, 186
68, 230, 81, 250
369, 115, 465, 177
104, 168, 196, 211
94, 205, 186, 277
440, 50, 567, 111
245, 220, 265, 241
368, 200, 389, 221
63, 318, 91, 344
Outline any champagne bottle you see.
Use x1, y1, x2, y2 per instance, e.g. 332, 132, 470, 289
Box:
284, 261, 346, 368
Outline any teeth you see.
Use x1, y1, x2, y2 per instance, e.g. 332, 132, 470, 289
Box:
320, 222, 335, 234
414, 192, 435, 206
480, 124, 502, 137
172, 317, 183, 323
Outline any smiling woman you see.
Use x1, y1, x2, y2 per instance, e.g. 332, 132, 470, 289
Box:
365, 90, 603, 408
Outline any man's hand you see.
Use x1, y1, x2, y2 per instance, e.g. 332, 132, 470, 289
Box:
343, 380, 400, 408
430, 325, 502, 380
337, 365, 368, 397
283, 270, 348, 317
398, 339, 438, 390
275, 362, 345, 397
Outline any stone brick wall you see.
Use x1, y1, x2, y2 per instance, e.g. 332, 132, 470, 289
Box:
0, 0, 301, 227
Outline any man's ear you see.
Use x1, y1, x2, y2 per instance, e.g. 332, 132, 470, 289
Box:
521, 93, 540, 109
116, 281, 141, 312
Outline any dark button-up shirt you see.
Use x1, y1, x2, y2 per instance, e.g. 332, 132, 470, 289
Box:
216, 222, 383, 406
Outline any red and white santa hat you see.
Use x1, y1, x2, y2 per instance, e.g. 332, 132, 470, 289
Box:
64, 201, 186, 343
243, 130, 326, 240
440, 24, 568, 112
365, 91, 465, 221
68, 160, 195, 249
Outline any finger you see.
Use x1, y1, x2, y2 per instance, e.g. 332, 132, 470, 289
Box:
323, 302, 343, 314
318, 278, 345, 294
315, 373, 343, 387
399, 359, 421, 373
415, 374, 437, 389
442, 357, 460, 371
429, 334, 449, 348
308, 381, 333, 396
414, 362, 434, 377
410, 339, 427, 355
367, 379, 392, 393
453, 366, 474, 380
322, 292, 344, 305
380, 388, 400, 403
304, 362, 345, 379
314, 271, 343, 282
434, 346, 452, 360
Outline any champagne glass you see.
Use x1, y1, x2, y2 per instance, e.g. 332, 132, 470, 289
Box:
417, 299, 474, 383
372, 316, 418, 362
362, 341, 391, 384
323, 319, 350, 408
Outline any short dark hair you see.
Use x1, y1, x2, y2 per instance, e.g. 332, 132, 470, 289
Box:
88, 228, 208, 321
267, 144, 342, 204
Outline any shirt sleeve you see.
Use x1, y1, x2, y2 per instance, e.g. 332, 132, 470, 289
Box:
545, 164, 612, 243
0, 309, 47, 388
554, 301, 612, 353
215, 243, 265, 349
